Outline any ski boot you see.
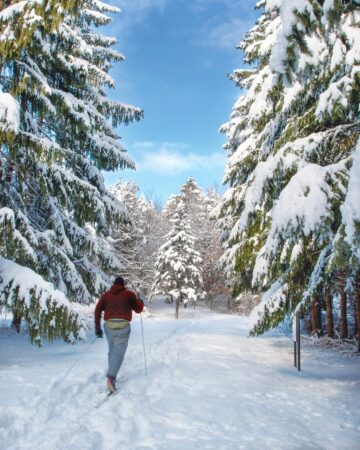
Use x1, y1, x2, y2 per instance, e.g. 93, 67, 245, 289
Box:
107, 376, 117, 393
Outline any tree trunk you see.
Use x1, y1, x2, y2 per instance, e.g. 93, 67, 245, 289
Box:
354, 275, 360, 353
317, 295, 322, 334
325, 287, 334, 338
311, 294, 322, 336
175, 298, 180, 319
339, 283, 348, 339
11, 312, 22, 333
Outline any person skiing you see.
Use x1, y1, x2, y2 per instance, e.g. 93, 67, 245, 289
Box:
95, 276, 144, 393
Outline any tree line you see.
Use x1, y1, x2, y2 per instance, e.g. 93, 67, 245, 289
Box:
219, 0, 360, 350
0, 0, 359, 351
110, 177, 227, 319
0, 0, 142, 342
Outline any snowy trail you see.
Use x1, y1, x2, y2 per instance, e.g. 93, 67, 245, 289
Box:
1, 307, 360, 450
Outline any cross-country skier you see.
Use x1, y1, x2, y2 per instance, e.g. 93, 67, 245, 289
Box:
95, 276, 144, 393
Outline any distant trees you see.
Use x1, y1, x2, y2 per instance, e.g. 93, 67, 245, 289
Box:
0, 0, 142, 342
180, 178, 228, 308
147, 177, 228, 316
219, 0, 360, 343
152, 200, 205, 318
109, 176, 227, 317
109, 181, 162, 297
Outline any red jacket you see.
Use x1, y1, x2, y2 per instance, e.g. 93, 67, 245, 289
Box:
95, 284, 144, 330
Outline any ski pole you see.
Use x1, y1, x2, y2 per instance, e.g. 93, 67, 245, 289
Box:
51, 335, 97, 390
140, 313, 148, 375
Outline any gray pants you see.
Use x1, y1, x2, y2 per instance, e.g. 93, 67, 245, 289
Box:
104, 323, 131, 379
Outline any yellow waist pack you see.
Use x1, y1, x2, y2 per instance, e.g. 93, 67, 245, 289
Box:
106, 319, 130, 329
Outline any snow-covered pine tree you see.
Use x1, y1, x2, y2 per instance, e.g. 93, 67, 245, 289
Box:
0, 0, 142, 343
152, 199, 205, 318
340, 137, 360, 350
219, 0, 360, 336
180, 177, 207, 235
109, 180, 162, 297
162, 194, 180, 224
180, 178, 227, 308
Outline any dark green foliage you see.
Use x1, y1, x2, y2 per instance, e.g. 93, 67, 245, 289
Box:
0, 0, 142, 342
219, 1, 360, 336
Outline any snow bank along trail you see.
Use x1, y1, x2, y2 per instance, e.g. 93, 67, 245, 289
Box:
1, 309, 359, 450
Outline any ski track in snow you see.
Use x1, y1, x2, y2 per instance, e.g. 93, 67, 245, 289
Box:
1, 304, 360, 450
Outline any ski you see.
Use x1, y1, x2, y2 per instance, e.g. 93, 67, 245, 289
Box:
95, 390, 119, 409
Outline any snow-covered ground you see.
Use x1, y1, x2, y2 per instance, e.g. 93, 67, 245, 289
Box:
1, 302, 359, 450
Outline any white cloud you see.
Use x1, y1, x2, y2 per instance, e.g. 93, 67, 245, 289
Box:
134, 141, 226, 175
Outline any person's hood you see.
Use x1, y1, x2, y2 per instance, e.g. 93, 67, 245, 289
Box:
110, 284, 125, 294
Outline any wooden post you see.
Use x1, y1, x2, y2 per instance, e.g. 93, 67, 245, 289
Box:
293, 313, 301, 371
175, 298, 180, 319
354, 275, 360, 353
296, 313, 301, 371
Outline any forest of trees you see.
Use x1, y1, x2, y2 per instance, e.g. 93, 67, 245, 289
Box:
219, 0, 360, 349
0, 0, 359, 351
110, 177, 226, 318
0, 0, 142, 342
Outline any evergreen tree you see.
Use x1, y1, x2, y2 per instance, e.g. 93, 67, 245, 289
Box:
152, 200, 205, 318
180, 177, 207, 236
0, 0, 142, 342
180, 178, 228, 307
219, 1, 359, 335
162, 194, 180, 224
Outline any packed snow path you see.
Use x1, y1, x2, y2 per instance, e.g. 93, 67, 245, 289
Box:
1, 305, 360, 450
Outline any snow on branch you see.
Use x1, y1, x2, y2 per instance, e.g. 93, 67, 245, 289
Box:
341, 137, 360, 250
248, 278, 288, 336
294, 244, 332, 315
0, 258, 86, 343
93, 0, 121, 14
0, 93, 20, 132
0, 1, 27, 21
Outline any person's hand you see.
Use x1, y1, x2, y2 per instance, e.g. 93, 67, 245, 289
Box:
95, 328, 103, 338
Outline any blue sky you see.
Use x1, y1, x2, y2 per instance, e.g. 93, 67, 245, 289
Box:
105, 0, 260, 203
